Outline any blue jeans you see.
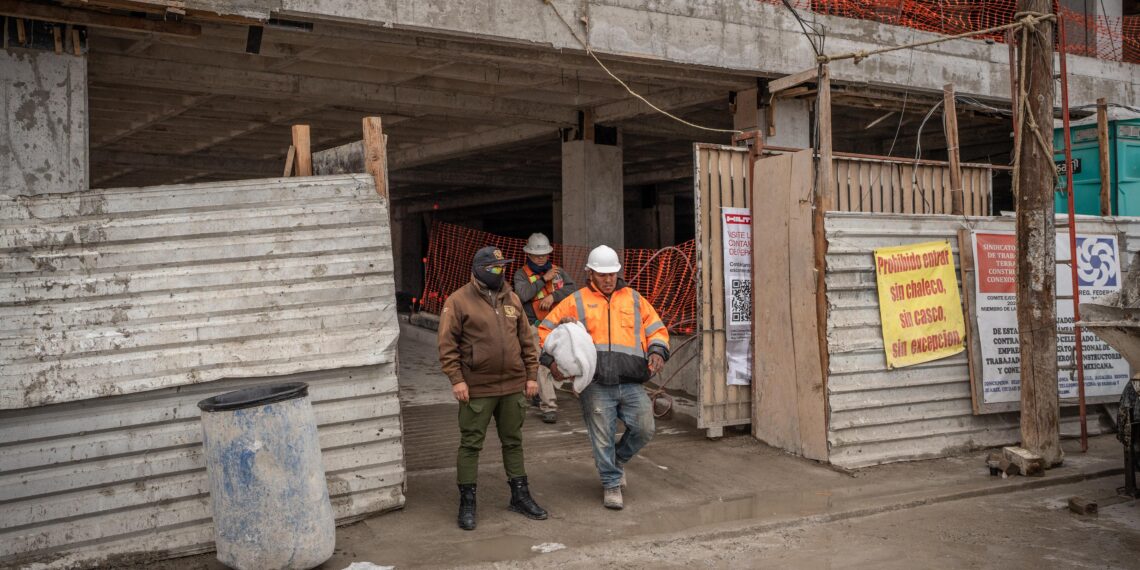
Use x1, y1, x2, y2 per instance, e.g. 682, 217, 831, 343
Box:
578, 383, 655, 489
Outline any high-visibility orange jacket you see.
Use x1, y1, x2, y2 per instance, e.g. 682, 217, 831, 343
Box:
537, 280, 670, 385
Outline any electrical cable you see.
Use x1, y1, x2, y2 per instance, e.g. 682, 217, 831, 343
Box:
540, 0, 742, 135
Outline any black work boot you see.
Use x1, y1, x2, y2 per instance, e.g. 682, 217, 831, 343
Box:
457, 484, 477, 530
507, 476, 549, 520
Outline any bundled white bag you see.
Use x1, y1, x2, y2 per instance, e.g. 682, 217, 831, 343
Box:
543, 322, 597, 393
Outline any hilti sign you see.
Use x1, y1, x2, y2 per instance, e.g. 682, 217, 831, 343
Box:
724, 213, 751, 225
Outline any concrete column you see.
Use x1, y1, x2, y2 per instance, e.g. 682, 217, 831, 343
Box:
1, 49, 88, 196
734, 87, 811, 149
552, 191, 563, 243
657, 192, 676, 247
562, 138, 623, 250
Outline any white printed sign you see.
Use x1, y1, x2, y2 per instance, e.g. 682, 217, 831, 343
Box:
972, 231, 1130, 404
722, 208, 751, 386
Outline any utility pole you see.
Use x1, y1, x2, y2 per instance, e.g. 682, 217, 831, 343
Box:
1014, 0, 1063, 466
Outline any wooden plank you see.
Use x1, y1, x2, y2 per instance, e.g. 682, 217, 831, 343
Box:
712, 149, 730, 423
768, 67, 818, 94
292, 124, 312, 177
789, 150, 828, 460
944, 84, 965, 215
69, 26, 81, 56
752, 153, 798, 450
283, 145, 296, 177
362, 117, 388, 199
1098, 98, 1112, 216
958, 229, 985, 415
859, 161, 872, 212
698, 147, 716, 429
0, 0, 201, 36
52, 24, 62, 54
836, 160, 849, 212
817, 65, 834, 212
901, 165, 914, 213
890, 164, 902, 213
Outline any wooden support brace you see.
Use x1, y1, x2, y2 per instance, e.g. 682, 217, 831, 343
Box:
52, 24, 62, 54
283, 145, 296, 177
943, 84, 965, 215
362, 116, 388, 199
291, 124, 312, 177
15, 17, 25, 44
1098, 98, 1112, 216
769, 67, 818, 94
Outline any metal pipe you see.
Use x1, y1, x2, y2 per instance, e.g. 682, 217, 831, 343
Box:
1058, 14, 1089, 452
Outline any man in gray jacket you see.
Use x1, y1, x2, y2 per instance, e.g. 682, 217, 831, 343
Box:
512, 232, 577, 423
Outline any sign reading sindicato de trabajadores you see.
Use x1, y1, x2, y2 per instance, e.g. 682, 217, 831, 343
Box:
874, 241, 966, 369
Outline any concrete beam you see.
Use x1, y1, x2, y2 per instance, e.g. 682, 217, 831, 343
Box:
401, 187, 548, 213
387, 88, 725, 169
280, 0, 1136, 107
391, 170, 559, 190
0, 0, 202, 36
88, 53, 582, 125
91, 149, 279, 174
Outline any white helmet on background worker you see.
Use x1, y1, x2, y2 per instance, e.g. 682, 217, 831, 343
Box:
523, 232, 554, 255
585, 245, 622, 273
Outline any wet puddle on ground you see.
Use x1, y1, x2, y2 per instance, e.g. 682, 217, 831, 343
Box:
633, 491, 840, 535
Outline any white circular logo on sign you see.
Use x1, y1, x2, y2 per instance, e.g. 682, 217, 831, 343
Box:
1077, 239, 1117, 287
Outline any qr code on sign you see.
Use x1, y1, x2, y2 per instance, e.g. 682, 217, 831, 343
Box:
730, 279, 751, 323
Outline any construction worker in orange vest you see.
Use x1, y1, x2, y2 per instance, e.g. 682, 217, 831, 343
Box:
512, 232, 577, 424
537, 245, 669, 510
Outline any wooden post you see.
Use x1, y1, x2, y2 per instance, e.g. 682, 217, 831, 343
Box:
362, 116, 388, 199
291, 124, 312, 176
813, 64, 832, 442
1098, 98, 1112, 216
1007, 29, 1019, 152
816, 65, 833, 211
1014, 1, 1062, 467
943, 84, 965, 215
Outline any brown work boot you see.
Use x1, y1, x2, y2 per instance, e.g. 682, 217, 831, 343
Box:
603, 486, 624, 510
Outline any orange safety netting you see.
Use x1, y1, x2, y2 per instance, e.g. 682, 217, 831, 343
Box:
418, 221, 698, 334
760, 0, 1140, 63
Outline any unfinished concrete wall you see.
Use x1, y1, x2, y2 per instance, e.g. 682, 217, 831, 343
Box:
0, 49, 88, 196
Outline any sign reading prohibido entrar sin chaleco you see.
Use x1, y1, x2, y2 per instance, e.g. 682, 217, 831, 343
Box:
873, 241, 967, 369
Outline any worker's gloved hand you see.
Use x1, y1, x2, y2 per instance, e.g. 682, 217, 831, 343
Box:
648, 354, 665, 375
543, 268, 559, 282
549, 361, 567, 382
452, 381, 470, 402
525, 380, 539, 398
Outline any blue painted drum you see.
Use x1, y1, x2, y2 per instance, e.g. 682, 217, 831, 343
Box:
198, 383, 335, 570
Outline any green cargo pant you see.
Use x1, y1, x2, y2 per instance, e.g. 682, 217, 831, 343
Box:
456, 392, 527, 485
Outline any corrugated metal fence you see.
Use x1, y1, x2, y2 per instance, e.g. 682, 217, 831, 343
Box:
0, 175, 405, 567
824, 212, 1137, 468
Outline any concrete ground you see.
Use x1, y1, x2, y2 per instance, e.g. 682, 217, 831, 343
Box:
141, 322, 1140, 570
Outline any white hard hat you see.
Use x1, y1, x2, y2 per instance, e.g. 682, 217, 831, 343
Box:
585, 245, 622, 273
523, 232, 554, 255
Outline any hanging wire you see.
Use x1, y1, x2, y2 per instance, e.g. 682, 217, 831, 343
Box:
540, 0, 742, 135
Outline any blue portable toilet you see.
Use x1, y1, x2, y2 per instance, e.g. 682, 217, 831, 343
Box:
1054, 109, 1140, 216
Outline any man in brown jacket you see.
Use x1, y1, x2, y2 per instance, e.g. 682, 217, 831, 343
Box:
438, 246, 549, 531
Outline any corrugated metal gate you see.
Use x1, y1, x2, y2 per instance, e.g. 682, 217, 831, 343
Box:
824, 212, 1137, 468
0, 174, 405, 567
